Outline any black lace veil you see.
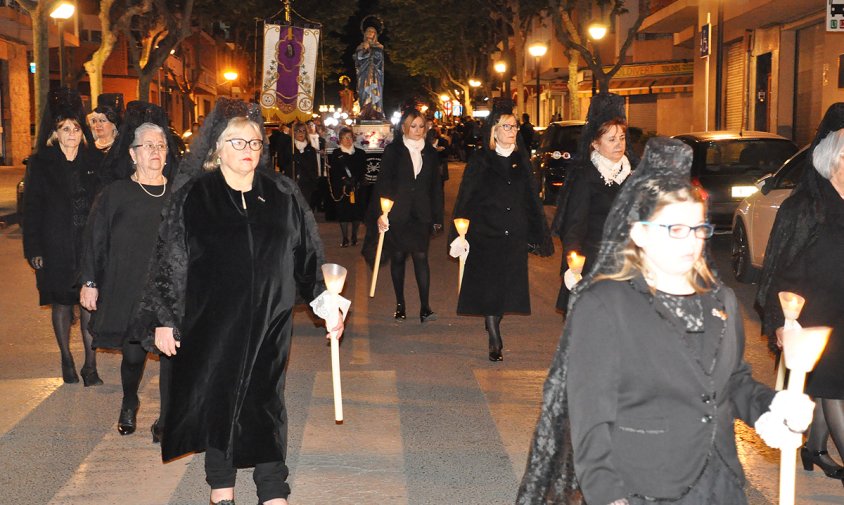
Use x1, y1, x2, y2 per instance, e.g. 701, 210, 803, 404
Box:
35, 87, 95, 153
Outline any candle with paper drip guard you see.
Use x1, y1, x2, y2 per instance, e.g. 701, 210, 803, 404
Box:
778, 325, 831, 505
775, 292, 806, 391
454, 218, 470, 294
564, 252, 586, 289
322, 263, 348, 424
369, 198, 394, 298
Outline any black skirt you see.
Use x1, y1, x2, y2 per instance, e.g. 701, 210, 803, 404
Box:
386, 219, 431, 253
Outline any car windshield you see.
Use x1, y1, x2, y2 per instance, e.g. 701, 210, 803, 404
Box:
703, 139, 797, 177
541, 125, 581, 152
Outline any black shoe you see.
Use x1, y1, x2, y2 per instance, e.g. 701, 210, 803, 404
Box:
420, 308, 437, 323
117, 406, 138, 435
210, 500, 235, 505
800, 446, 844, 480
340, 239, 350, 248
61, 361, 79, 384
80, 366, 103, 387
151, 418, 162, 444
351, 236, 358, 246
489, 348, 503, 362
485, 315, 503, 362
394, 303, 406, 321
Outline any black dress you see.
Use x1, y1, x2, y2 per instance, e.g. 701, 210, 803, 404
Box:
291, 144, 319, 207
80, 179, 169, 348
22, 145, 101, 305
327, 147, 366, 222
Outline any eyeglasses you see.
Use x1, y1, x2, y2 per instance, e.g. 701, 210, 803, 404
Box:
499, 123, 518, 131
639, 222, 715, 239
226, 138, 264, 151
132, 143, 168, 152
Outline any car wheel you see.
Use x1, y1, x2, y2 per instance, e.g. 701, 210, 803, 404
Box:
731, 220, 759, 283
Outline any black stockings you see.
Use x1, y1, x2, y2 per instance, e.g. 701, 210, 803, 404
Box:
485, 315, 503, 351
820, 399, 844, 463
120, 339, 172, 424
390, 251, 431, 310
339, 221, 360, 243
51, 304, 96, 370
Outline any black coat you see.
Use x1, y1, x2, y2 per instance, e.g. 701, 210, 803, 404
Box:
451, 149, 553, 315
270, 131, 292, 172
327, 147, 366, 221
566, 277, 774, 505
132, 168, 325, 466
291, 144, 319, 201
22, 145, 101, 305
373, 139, 443, 226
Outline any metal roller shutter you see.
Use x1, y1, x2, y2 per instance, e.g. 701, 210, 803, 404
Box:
724, 41, 746, 131
794, 23, 824, 147
628, 95, 658, 133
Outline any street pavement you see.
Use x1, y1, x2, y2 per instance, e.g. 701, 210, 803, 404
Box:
1, 162, 843, 504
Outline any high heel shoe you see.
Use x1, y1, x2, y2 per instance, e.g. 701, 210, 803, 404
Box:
80, 366, 103, 387
800, 446, 844, 480
151, 418, 162, 444
420, 307, 437, 323
61, 360, 79, 384
210, 500, 235, 505
485, 316, 504, 362
394, 303, 406, 321
340, 239, 350, 248
117, 406, 138, 435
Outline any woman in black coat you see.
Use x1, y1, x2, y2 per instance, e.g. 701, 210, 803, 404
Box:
291, 122, 320, 210
22, 88, 102, 386
552, 93, 636, 314
757, 103, 844, 481
518, 138, 814, 505
371, 108, 444, 322
134, 100, 341, 505
327, 127, 366, 246
450, 101, 552, 361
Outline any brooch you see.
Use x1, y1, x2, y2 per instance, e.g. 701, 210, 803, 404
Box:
711, 308, 728, 321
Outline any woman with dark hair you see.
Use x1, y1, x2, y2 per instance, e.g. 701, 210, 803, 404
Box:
80, 116, 175, 440
90, 93, 124, 155
328, 126, 366, 246
518, 137, 815, 505
23, 87, 102, 386
291, 121, 320, 209
367, 107, 443, 322
450, 99, 553, 361
552, 93, 637, 314
133, 98, 341, 505
757, 103, 844, 483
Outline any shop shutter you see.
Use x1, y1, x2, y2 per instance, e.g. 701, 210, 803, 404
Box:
794, 23, 824, 147
724, 41, 745, 131
628, 95, 658, 133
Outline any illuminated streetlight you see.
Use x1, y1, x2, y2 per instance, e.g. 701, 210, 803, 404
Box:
440, 94, 450, 102
468, 79, 481, 88
223, 71, 238, 82
494, 61, 507, 75
587, 22, 608, 41
50, 2, 75, 88
528, 42, 548, 127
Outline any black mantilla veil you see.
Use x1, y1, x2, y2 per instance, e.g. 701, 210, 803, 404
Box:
35, 87, 95, 153
94, 93, 124, 128
551, 92, 638, 236
516, 137, 714, 504
756, 102, 844, 349
101, 101, 182, 183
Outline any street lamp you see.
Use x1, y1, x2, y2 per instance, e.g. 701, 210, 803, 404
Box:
528, 42, 547, 127
468, 79, 481, 88
494, 61, 507, 95
587, 22, 607, 96
223, 70, 238, 97
50, 2, 75, 88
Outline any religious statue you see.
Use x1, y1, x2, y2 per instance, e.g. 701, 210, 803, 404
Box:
339, 75, 356, 115
355, 16, 385, 121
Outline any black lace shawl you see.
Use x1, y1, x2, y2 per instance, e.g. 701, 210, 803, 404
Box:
756, 103, 844, 350
516, 137, 715, 504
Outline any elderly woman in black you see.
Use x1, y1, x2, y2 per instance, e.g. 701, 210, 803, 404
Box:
758, 103, 844, 483
518, 137, 815, 505
23, 88, 102, 386
328, 127, 366, 247
552, 93, 636, 314
80, 112, 176, 440
369, 107, 444, 322
134, 99, 341, 505
450, 100, 552, 361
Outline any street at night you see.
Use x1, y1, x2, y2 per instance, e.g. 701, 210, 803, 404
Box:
1, 163, 843, 504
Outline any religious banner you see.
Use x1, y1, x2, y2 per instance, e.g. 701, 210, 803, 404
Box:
261, 24, 320, 123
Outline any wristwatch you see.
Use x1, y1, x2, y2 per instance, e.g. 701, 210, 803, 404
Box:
83, 280, 97, 288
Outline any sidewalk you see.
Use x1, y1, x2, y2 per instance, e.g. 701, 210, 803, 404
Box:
0, 165, 25, 225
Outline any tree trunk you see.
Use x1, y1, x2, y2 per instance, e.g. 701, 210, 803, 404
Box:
459, 82, 473, 116
512, 8, 525, 117
138, 72, 152, 102
567, 48, 580, 120
84, 0, 117, 107
30, 5, 53, 143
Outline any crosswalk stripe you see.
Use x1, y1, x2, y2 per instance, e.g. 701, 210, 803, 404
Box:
47, 375, 193, 505
291, 370, 406, 504
349, 255, 371, 366
0, 378, 64, 437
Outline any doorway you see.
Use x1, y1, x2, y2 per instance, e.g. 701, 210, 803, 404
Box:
754, 53, 772, 131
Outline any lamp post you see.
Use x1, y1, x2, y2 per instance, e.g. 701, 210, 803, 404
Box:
494, 61, 507, 96
50, 2, 75, 88
223, 71, 238, 98
528, 43, 547, 127
587, 22, 607, 96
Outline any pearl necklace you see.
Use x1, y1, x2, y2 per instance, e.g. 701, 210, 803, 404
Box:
132, 175, 167, 198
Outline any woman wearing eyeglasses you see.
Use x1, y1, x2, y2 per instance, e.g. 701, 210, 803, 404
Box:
133, 99, 338, 505
518, 138, 814, 505
80, 121, 172, 438
450, 99, 552, 361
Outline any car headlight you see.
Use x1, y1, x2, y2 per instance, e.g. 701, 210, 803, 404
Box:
731, 185, 758, 199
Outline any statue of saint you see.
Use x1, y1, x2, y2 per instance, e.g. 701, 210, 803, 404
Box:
355, 16, 385, 121
339, 75, 355, 115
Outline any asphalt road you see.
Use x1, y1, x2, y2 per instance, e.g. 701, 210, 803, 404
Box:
0, 162, 842, 504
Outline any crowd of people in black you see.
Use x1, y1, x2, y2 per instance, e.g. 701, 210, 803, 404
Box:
20, 87, 843, 505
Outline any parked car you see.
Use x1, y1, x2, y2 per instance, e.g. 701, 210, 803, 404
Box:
731, 146, 808, 282
672, 131, 798, 228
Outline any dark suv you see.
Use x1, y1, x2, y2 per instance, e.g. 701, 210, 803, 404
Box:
531, 120, 585, 204
672, 131, 797, 227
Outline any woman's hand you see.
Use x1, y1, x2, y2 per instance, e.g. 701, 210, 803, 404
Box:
80, 286, 98, 311
377, 215, 390, 233
326, 311, 345, 341
155, 327, 180, 356
775, 327, 784, 349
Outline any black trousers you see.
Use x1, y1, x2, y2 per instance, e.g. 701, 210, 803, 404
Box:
205, 446, 291, 502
